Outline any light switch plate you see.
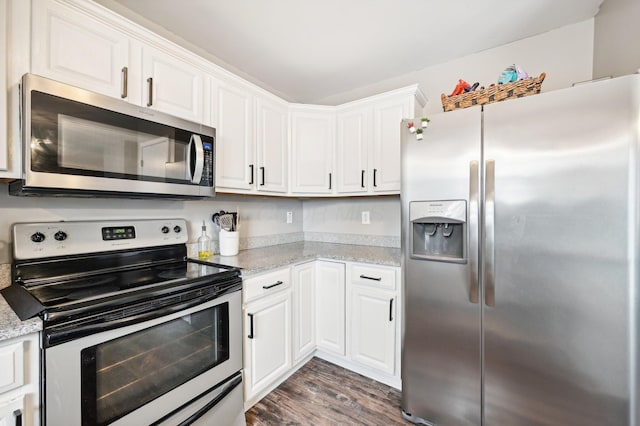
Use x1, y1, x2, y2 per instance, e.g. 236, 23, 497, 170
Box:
287, 211, 293, 224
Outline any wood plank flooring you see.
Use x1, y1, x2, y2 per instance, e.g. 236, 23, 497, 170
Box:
245, 357, 413, 425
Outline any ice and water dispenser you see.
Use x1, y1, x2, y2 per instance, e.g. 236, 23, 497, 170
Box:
410, 200, 466, 263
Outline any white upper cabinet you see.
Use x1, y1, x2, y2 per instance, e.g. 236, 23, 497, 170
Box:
213, 80, 255, 191
0, 0, 7, 174
31, 0, 207, 123
141, 45, 205, 123
336, 107, 371, 194
371, 97, 409, 192
256, 97, 288, 193
32, 0, 132, 101
290, 107, 335, 194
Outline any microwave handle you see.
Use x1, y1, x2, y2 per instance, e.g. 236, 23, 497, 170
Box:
187, 135, 205, 184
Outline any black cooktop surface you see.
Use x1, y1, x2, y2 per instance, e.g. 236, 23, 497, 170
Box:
24, 260, 235, 308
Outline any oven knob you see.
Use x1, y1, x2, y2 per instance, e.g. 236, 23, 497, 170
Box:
161, 226, 170, 234
54, 231, 67, 241
31, 232, 46, 243
173, 225, 182, 233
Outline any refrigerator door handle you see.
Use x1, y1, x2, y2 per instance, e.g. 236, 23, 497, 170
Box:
484, 159, 496, 306
469, 160, 479, 304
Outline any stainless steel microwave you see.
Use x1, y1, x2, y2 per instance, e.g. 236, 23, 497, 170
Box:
10, 74, 215, 198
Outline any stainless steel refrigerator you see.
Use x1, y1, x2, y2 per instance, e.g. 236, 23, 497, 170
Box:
401, 74, 639, 426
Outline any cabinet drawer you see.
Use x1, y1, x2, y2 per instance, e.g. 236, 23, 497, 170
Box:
351, 264, 396, 290
0, 340, 24, 394
244, 267, 291, 303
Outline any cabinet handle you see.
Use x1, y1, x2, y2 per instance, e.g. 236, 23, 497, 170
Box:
248, 313, 254, 339
359, 274, 382, 281
329, 173, 332, 190
389, 298, 394, 322
361, 170, 365, 188
373, 169, 378, 187
249, 164, 254, 185
147, 77, 153, 106
260, 167, 265, 186
262, 280, 283, 290
121, 66, 128, 99
13, 409, 22, 426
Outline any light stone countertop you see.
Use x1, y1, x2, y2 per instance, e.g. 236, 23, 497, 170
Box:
207, 241, 401, 276
0, 241, 399, 341
0, 264, 43, 342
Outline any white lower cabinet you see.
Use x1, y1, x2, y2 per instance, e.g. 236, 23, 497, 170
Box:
346, 263, 399, 379
242, 268, 292, 408
292, 262, 315, 363
314, 261, 345, 356
0, 332, 40, 425
349, 285, 396, 375
242, 260, 400, 410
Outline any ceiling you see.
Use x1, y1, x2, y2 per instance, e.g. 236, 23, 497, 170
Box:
97, 0, 603, 104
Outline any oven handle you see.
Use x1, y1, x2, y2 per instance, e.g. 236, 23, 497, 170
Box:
44, 281, 242, 347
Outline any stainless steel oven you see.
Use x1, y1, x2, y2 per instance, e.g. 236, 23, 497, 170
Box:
2, 219, 244, 426
10, 74, 215, 199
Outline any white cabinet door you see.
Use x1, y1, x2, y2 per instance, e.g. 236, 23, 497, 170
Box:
371, 97, 411, 192
292, 262, 315, 363
31, 0, 131, 101
349, 285, 396, 375
0, 0, 7, 173
213, 80, 255, 191
290, 109, 335, 194
243, 290, 291, 401
0, 395, 25, 426
142, 45, 204, 123
315, 261, 345, 355
336, 107, 370, 194
256, 97, 288, 193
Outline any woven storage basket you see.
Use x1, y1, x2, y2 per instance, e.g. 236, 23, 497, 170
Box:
441, 72, 546, 112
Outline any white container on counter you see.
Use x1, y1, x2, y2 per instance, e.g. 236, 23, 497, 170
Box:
219, 230, 239, 256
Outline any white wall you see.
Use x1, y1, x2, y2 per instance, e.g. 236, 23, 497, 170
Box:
0, 186, 302, 263
302, 196, 400, 237
593, 0, 640, 78
316, 20, 595, 115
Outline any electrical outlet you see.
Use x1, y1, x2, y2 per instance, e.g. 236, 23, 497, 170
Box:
362, 211, 370, 225
286, 211, 293, 224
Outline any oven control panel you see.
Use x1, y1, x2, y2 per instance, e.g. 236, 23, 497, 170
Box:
13, 219, 189, 260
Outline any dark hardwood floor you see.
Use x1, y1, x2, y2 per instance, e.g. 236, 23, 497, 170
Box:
245, 357, 413, 425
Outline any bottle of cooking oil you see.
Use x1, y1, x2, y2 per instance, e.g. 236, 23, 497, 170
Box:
197, 221, 211, 260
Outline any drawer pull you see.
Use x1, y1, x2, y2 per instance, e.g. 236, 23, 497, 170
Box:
262, 280, 284, 290
247, 313, 254, 339
359, 274, 382, 281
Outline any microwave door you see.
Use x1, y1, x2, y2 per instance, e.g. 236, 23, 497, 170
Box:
15, 73, 215, 198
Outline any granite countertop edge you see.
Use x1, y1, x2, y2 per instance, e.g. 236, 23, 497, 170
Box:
208, 241, 402, 276
0, 241, 400, 341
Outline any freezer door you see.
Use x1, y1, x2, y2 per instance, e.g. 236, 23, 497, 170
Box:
483, 75, 639, 426
401, 107, 482, 425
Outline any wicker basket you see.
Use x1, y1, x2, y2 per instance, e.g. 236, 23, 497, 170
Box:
441, 72, 546, 112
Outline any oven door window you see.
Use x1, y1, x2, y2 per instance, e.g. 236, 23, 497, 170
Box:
80, 302, 229, 426
29, 91, 213, 184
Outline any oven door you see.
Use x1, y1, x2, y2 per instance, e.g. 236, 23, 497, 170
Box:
44, 290, 242, 426
16, 73, 215, 198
